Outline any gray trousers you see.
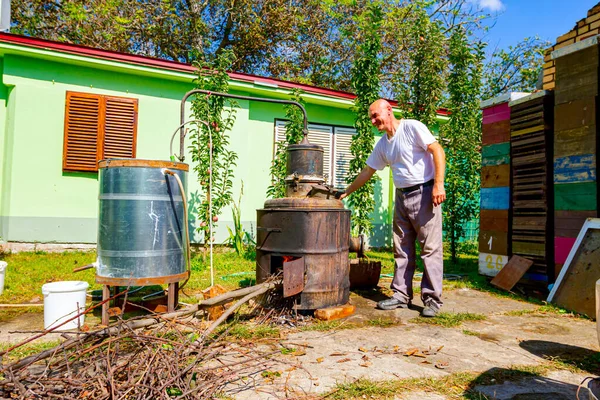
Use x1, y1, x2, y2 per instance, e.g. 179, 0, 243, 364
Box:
391, 184, 443, 307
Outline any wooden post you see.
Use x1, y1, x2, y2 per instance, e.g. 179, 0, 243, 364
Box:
102, 285, 110, 326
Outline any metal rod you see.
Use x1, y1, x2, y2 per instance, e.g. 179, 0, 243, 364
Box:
178, 89, 309, 161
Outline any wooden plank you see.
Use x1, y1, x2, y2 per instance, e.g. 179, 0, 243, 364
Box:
555, 84, 598, 104
554, 182, 597, 211
480, 209, 509, 232
512, 241, 546, 257
511, 125, 545, 137
482, 120, 510, 145
478, 252, 509, 277
554, 154, 596, 184
555, 126, 597, 158
554, 236, 577, 264
479, 230, 508, 255
482, 142, 510, 158
481, 164, 510, 188
482, 155, 510, 166
550, 220, 600, 317
512, 216, 547, 231
482, 103, 510, 124
554, 99, 596, 131
555, 210, 598, 237
481, 187, 510, 210
490, 255, 534, 291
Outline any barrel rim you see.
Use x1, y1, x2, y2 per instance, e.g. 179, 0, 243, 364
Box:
287, 143, 324, 152
98, 158, 189, 171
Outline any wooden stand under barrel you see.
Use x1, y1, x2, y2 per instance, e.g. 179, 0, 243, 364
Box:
97, 275, 185, 326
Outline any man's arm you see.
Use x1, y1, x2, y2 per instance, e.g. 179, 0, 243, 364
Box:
427, 141, 446, 207
339, 166, 377, 200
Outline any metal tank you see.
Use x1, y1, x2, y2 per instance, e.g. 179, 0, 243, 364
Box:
96, 159, 189, 286
256, 139, 363, 310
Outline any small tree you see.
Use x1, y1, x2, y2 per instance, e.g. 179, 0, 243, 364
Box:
266, 89, 305, 198
189, 50, 238, 249
395, 7, 446, 127
346, 2, 383, 237
443, 27, 484, 263
482, 36, 550, 99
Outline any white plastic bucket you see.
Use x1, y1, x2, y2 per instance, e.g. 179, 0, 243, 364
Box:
42, 281, 89, 331
0, 261, 6, 295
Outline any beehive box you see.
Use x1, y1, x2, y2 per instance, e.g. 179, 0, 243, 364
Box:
508, 91, 555, 284
478, 93, 528, 277
552, 37, 600, 279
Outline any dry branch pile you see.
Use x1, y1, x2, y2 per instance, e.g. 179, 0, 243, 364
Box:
0, 281, 293, 399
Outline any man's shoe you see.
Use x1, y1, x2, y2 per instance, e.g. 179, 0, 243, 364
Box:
377, 298, 409, 310
421, 302, 440, 318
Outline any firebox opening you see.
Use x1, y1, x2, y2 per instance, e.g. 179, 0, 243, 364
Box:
270, 255, 283, 275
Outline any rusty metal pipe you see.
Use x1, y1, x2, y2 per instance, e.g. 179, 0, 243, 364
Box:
179, 89, 309, 161
349, 235, 365, 258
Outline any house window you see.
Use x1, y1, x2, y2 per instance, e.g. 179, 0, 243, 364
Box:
274, 120, 356, 188
63, 91, 138, 172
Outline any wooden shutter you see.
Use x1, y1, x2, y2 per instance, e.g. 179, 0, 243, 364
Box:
103, 96, 138, 159
63, 92, 103, 172
63, 92, 138, 172
333, 127, 356, 189
274, 120, 288, 156
307, 124, 333, 185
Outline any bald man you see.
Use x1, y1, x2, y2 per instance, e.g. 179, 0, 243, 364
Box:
341, 99, 446, 317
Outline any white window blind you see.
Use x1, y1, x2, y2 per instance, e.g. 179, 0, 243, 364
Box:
333, 127, 356, 189
274, 120, 333, 185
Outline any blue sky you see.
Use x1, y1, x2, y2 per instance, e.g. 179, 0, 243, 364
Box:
477, 0, 600, 52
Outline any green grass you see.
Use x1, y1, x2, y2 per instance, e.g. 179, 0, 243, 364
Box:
503, 303, 588, 319
0, 340, 62, 362
299, 319, 357, 332
366, 317, 400, 328
325, 364, 556, 399
217, 322, 280, 340
462, 329, 480, 337
411, 312, 487, 328
0, 251, 98, 304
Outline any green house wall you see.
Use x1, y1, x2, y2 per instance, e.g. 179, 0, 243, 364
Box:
0, 46, 426, 247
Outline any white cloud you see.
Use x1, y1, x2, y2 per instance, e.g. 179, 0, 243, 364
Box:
477, 0, 505, 12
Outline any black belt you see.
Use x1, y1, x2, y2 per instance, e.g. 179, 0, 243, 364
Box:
398, 179, 434, 194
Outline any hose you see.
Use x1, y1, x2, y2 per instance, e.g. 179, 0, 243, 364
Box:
162, 168, 192, 291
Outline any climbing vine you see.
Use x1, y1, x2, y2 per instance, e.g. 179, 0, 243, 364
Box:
443, 26, 484, 263
266, 89, 305, 199
346, 2, 383, 236
189, 49, 238, 247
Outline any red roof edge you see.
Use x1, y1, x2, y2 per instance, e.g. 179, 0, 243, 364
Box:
0, 32, 450, 116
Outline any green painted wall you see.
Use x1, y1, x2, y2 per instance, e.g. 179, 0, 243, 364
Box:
0, 51, 397, 246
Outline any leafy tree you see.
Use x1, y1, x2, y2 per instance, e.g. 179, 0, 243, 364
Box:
266, 90, 306, 199
346, 2, 383, 236
443, 26, 484, 263
12, 0, 491, 96
395, 5, 447, 127
482, 36, 550, 99
189, 50, 238, 249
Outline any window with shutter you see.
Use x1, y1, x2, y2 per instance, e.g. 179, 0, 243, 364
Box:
63, 91, 138, 172
333, 127, 356, 189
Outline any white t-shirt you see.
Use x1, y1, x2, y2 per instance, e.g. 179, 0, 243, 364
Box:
366, 119, 436, 188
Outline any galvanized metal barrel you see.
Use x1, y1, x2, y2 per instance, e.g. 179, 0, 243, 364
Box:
96, 159, 188, 286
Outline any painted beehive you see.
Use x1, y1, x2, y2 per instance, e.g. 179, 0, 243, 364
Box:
478, 93, 528, 277
552, 37, 600, 279
508, 91, 555, 283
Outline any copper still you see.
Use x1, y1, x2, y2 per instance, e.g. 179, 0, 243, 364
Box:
256, 138, 363, 310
